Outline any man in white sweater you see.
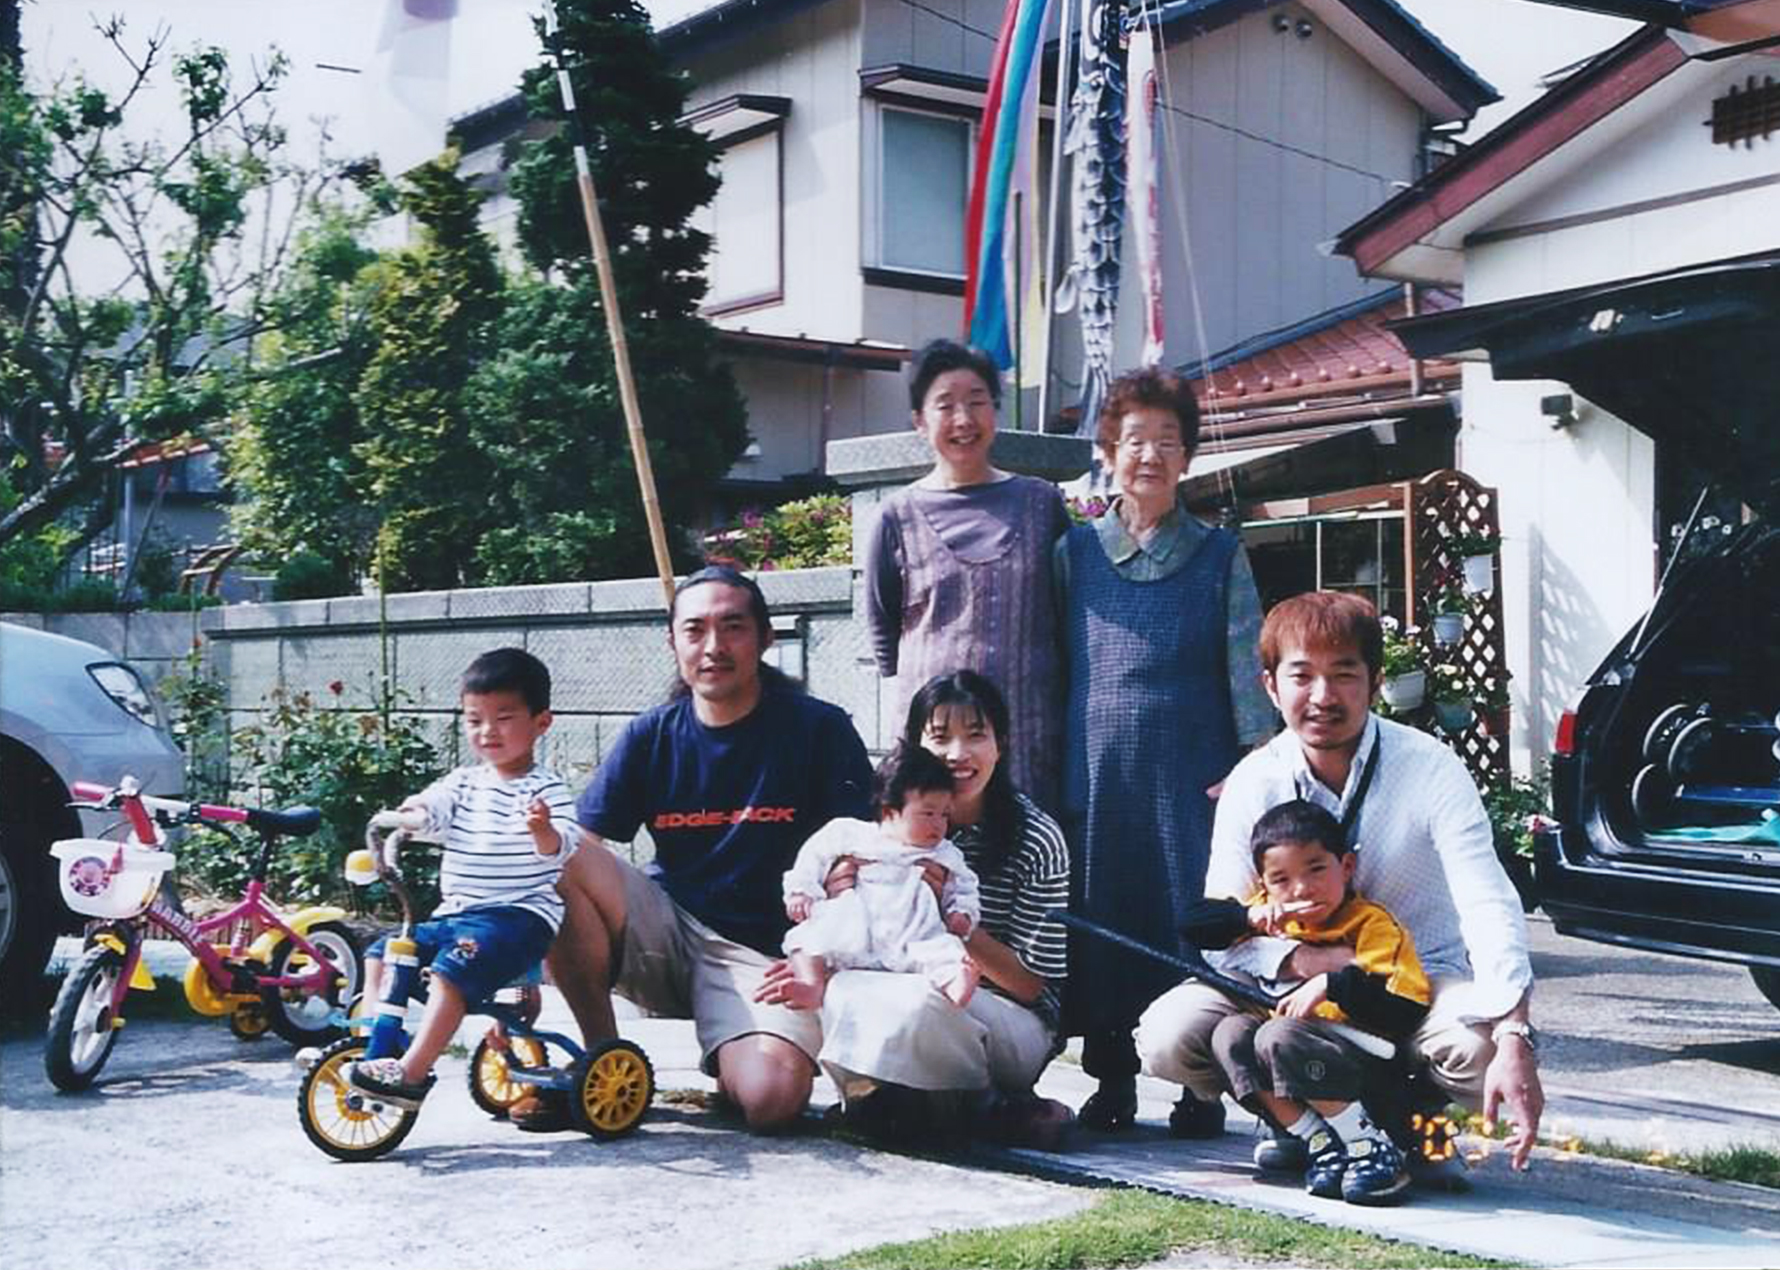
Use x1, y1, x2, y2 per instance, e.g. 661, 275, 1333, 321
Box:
1136, 591, 1543, 1180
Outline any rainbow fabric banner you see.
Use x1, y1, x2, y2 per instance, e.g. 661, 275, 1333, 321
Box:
964, 0, 1054, 381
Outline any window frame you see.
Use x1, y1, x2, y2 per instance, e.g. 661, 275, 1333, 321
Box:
863, 98, 976, 293
699, 121, 787, 317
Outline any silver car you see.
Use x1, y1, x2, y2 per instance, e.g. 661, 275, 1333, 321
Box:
0, 622, 185, 1005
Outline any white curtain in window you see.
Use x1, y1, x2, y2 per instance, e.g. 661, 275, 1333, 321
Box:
707, 130, 781, 306
881, 109, 968, 276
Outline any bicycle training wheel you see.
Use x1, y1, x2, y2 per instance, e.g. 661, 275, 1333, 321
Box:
468, 1034, 549, 1119
297, 1038, 419, 1162
44, 943, 125, 1092
569, 1038, 654, 1140
264, 921, 363, 1046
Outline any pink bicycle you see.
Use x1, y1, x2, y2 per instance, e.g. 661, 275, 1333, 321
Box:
44, 776, 365, 1091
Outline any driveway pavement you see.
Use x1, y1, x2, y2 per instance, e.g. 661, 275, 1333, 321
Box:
6, 920, 1778, 1270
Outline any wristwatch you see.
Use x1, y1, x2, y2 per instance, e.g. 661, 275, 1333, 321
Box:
1491, 1019, 1538, 1053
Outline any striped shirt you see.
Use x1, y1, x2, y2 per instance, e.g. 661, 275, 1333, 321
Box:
953, 793, 1071, 1031
413, 763, 580, 932
1205, 716, 1532, 1023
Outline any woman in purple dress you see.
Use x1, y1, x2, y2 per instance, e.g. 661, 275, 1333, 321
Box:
865, 340, 1070, 813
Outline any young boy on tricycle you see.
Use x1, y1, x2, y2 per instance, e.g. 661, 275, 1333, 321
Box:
347, 647, 579, 1106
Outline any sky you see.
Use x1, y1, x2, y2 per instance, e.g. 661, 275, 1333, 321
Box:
18, 0, 1638, 291
21, 0, 1639, 164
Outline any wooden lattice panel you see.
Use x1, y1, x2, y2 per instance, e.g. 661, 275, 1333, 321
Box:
1406, 470, 1511, 788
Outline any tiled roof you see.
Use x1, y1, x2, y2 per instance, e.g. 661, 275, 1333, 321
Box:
1188, 287, 1462, 417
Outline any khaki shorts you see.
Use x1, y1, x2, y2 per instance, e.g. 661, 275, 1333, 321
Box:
613, 854, 821, 1075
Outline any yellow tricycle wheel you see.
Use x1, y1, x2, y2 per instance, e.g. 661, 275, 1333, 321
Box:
570, 1038, 653, 1140
297, 1038, 419, 1162
468, 1034, 549, 1119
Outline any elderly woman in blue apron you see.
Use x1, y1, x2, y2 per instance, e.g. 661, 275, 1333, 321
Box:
1055, 366, 1275, 1136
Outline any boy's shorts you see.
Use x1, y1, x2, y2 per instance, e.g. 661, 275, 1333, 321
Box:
369, 906, 554, 1004
611, 853, 821, 1075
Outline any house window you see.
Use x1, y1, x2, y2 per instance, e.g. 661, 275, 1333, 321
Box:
1244, 515, 1407, 623
701, 129, 782, 312
876, 106, 969, 278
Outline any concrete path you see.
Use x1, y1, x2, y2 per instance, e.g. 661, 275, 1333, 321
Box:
24, 939, 1780, 1269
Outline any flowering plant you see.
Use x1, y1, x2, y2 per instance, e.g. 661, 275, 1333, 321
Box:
1065, 493, 1109, 525
1451, 530, 1502, 559
1430, 661, 1470, 704
1380, 616, 1425, 680
701, 495, 851, 570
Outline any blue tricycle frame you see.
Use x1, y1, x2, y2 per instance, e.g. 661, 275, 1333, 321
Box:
295, 818, 653, 1161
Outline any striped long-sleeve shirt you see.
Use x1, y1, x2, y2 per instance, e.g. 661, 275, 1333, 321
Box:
412, 763, 580, 932
953, 793, 1071, 1032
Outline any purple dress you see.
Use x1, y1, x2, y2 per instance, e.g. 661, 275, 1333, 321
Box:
865, 475, 1068, 812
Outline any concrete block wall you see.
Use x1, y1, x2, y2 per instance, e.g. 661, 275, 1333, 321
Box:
198, 567, 874, 799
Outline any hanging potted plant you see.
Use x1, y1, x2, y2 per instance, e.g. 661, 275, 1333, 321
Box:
1428, 585, 1469, 648
1452, 530, 1502, 595
1378, 617, 1426, 711
1430, 663, 1473, 733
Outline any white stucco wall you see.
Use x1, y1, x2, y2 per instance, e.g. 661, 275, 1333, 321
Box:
1453, 56, 1780, 769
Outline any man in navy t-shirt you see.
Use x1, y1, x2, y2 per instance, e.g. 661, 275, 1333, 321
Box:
527, 566, 872, 1134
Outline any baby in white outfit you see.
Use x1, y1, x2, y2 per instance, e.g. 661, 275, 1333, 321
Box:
782, 744, 980, 1007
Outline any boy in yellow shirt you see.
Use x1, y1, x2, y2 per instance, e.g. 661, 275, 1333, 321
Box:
1181, 799, 1430, 1206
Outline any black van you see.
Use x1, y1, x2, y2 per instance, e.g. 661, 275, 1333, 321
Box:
1396, 253, 1780, 1014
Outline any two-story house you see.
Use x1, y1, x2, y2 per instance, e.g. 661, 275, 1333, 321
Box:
456, 0, 1494, 502
1335, 0, 1780, 763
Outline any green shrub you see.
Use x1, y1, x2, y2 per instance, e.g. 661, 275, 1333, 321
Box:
159, 644, 231, 803
186, 683, 444, 912
272, 550, 353, 601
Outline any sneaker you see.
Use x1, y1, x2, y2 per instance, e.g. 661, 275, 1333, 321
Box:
347, 1057, 435, 1106
1168, 1090, 1226, 1139
979, 1094, 1075, 1152
1303, 1126, 1347, 1199
1342, 1135, 1412, 1206
1076, 1078, 1138, 1132
509, 1089, 574, 1133
1252, 1130, 1309, 1173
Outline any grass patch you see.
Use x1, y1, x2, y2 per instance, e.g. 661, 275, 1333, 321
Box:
1558, 1137, 1780, 1190
785, 1189, 1509, 1270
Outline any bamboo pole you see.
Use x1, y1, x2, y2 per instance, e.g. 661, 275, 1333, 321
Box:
546, 5, 676, 609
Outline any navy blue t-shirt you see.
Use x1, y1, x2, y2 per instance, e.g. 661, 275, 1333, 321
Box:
576, 686, 873, 956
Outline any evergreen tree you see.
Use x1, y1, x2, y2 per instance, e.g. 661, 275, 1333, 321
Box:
473, 0, 747, 583
355, 154, 503, 591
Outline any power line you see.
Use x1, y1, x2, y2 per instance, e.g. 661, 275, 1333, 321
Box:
1156, 100, 1399, 186
887, 0, 1399, 188
892, 0, 1000, 45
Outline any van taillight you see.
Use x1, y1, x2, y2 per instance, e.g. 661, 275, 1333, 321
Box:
1554, 709, 1578, 756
